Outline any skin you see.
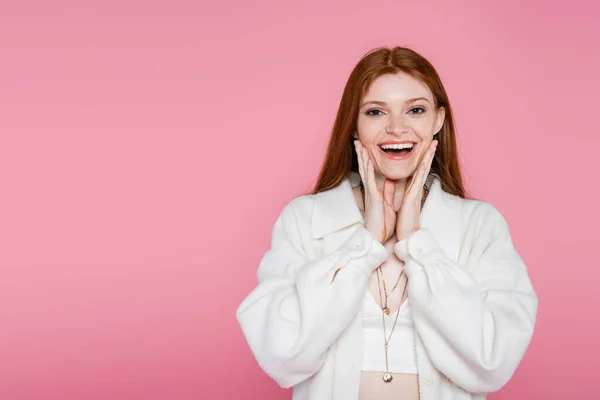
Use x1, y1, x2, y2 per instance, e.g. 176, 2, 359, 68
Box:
353, 72, 446, 400
353, 71, 445, 243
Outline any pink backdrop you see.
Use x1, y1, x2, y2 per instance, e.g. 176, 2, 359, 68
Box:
1, 0, 598, 399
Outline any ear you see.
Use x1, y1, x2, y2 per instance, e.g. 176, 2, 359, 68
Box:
433, 107, 445, 136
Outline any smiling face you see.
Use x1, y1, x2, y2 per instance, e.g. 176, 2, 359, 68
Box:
355, 71, 445, 182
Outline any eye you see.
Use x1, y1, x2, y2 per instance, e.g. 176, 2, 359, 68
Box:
408, 107, 426, 115
366, 109, 384, 117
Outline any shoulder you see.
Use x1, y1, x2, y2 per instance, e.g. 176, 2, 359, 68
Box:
428, 175, 507, 228
273, 192, 318, 231
443, 192, 512, 237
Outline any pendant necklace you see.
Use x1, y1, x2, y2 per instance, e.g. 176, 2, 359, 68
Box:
358, 178, 430, 383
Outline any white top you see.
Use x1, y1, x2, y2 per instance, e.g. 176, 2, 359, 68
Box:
361, 293, 418, 374
236, 172, 538, 400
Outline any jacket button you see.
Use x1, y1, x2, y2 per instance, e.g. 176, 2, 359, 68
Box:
424, 377, 433, 386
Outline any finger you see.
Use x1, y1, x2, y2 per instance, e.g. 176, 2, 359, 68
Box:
405, 173, 419, 203
412, 162, 428, 198
423, 141, 437, 177
406, 166, 425, 203
418, 141, 437, 183
366, 152, 378, 194
356, 142, 363, 177
364, 150, 371, 189
383, 179, 394, 206
412, 142, 436, 188
361, 148, 371, 198
416, 141, 435, 172
365, 150, 381, 193
355, 141, 365, 182
425, 140, 437, 164
405, 174, 415, 195
408, 141, 437, 201
361, 148, 367, 182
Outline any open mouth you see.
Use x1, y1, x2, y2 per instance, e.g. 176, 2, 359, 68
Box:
378, 142, 416, 159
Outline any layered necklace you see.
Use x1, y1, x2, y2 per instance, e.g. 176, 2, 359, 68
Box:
358, 179, 429, 383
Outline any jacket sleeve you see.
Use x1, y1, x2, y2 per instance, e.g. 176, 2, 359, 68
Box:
393, 202, 538, 393
236, 199, 389, 389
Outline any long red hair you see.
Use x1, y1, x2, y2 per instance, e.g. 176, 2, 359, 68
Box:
312, 46, 469, 198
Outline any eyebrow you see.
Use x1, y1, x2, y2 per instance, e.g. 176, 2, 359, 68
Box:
361, 97, 432, 107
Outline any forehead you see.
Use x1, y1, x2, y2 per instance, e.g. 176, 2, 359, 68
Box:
363, 72, 433, 102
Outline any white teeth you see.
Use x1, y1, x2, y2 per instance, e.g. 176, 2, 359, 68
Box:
380, 143, 414, 150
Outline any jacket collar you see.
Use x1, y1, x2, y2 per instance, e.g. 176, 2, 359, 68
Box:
310, 172, 364, 239
311, 171, 461, 261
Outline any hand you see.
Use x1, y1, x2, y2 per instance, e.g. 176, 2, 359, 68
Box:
396, 140, 438, 242
354, 140, 396, 244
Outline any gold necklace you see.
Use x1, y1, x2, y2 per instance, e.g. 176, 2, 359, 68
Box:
378, 267, 404, 315
376, 267, 408, 383
358, 178, 429, 383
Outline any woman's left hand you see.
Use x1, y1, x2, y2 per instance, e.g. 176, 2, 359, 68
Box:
396, 140, 438, 242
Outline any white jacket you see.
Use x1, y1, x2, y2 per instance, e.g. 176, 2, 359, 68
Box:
236, 172, 538, 400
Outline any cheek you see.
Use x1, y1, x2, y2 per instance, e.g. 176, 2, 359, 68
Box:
410, 118, 437, 139
356, 120, 381, 145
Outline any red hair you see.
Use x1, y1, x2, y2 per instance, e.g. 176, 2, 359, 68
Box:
312, 46, 469, 198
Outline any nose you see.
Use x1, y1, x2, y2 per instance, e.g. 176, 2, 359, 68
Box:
385, 114, 409, 135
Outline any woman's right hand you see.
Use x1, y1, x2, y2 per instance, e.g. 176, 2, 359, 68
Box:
354, 140, 397, 244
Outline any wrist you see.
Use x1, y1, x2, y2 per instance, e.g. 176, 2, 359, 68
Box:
396, 228, 416, 242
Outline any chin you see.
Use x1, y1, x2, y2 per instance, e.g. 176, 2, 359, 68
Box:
380, 168, 414, 182
374, 152, 420, 182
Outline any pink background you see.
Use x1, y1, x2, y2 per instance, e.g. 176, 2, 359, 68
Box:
0, 0, 598, 399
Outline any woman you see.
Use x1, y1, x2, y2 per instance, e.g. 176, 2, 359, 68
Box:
236, 46, 538, 400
